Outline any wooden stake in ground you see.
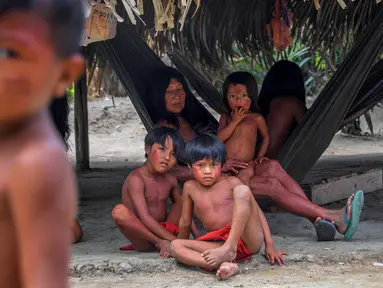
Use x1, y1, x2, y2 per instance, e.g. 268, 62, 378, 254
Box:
75, 69, 90, 171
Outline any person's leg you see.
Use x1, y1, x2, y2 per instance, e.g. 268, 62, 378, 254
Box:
250, 176, 358, 235
170, 239, 239, 279
71, 219, 83, 244
112, 204, 157, 251
202, 185, 264, 266
250, 176, 327, 222
236, 162, 255, 186
255, 159, 308, 199
171, 239, 223, 268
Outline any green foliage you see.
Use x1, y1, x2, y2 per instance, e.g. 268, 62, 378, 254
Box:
67, 83, 75, 102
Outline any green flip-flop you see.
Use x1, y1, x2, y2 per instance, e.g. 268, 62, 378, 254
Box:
344, 190, 364, 241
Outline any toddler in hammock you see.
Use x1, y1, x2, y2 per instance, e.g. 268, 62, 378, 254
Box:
217, 72, 270, 185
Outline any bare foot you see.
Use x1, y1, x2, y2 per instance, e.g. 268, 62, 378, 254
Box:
216, 262, 238, 280
202, 245, 236, 267
333, 194, 354, 235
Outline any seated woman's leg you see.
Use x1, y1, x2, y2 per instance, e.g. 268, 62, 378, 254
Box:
255, 159, 307, 199
250, 176, 323, 222
249, 175, 360, 237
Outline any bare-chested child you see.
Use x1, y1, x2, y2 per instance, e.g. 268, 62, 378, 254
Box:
217, 72, 270, 186
112, 127, 200, 258
0, 1, 85, 288
171, 135, 287, 280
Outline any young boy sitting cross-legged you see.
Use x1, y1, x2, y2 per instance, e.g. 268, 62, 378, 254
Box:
170, 135, 287, 280
112, 127, 199, 258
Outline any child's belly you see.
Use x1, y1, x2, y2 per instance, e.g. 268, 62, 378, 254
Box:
225, 137, 257, 162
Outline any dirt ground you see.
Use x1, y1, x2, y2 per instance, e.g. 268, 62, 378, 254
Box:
67, 97, 383, 166
67, 98, 383, 287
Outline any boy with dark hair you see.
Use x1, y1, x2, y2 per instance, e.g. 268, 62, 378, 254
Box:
112, 127, 200, 258
0, 1, 85, 287
171, 135, 287, 280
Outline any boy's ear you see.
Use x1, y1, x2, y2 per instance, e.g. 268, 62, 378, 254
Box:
53, 54, 85, 97
145, 145, 150, 156
187, 164, 192, 169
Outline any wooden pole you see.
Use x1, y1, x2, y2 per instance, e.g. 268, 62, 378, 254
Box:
74, 68, 90, 171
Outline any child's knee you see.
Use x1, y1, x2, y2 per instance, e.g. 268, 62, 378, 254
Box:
111, 204, 132, 223
233, 185, 252, 201
71, 219, 83, 244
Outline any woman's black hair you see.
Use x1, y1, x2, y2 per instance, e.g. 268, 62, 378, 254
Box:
49, 94, 70, 151
222, 71, 260, 113
144, 126, 185, 161
185, 134, 226, 165
258, 60, 306, 116
147, 66, 206, 130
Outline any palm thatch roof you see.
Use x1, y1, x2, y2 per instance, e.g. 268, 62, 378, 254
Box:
108, 0, 382, 67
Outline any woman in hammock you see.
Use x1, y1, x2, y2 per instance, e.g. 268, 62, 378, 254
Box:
258, 60, 307, 158
150, 67, 363, 242
148, 67, 249, 181
49, 95, 83, 244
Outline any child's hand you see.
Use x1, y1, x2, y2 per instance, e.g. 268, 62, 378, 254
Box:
265, 246, 287, 265
157, 240, 172, 258
231, 107, 247, 124
255, 157, 269, 164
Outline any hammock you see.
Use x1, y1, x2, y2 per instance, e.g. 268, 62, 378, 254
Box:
277, 8, 383, 182
92, 25, 217, 132
89, 13, 383, 183
169, 42, 383, 183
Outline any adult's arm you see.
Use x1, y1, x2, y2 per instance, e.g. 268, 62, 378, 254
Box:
9, 145, 75, 288
126, 175, 177, 242
169, 165, 194, 182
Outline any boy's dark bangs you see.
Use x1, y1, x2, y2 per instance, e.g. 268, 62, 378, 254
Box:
145, 127, 185, 160
190, 146, 225, 164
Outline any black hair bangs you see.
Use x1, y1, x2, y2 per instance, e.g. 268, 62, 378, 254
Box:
185, 134, 226, 165
144, 126, 185, 160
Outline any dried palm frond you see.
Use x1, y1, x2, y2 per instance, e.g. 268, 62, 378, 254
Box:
94, 0, 382, 68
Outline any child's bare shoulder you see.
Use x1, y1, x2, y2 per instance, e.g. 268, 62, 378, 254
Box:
249, 112, 266, 121
183, 179, 199, 192
11, 139, 73, 197
220, 113, 230, 120
125, 168, 145, 186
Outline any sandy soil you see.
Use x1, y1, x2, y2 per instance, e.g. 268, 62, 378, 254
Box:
67, 97, 383, 287
67, 97, 383, 166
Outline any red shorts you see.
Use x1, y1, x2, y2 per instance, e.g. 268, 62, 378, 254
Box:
196, 224, 252, 262
120, 222, 179, 251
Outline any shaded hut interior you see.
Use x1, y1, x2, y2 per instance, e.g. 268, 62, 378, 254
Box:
57, 0, 383, 184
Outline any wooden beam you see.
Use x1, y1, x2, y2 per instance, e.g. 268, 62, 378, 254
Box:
74, 70, 90, 171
